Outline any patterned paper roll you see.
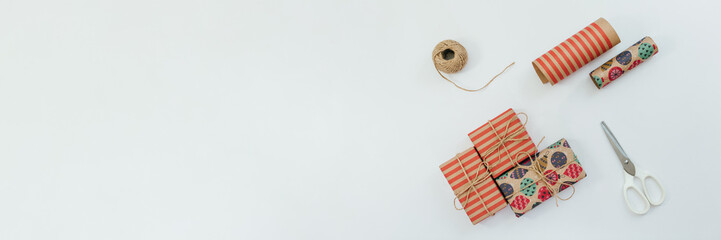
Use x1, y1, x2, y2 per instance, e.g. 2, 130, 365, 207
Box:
589, 36, 658, 89
532, 18, 620, 85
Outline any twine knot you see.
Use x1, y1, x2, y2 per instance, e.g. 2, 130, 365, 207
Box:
453, 153, 493, 215
453, 112, 531, 216
512, 148, 576, 207
480, 112, 530, 170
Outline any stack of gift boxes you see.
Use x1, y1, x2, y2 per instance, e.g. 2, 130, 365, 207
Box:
440, 108, 587, 224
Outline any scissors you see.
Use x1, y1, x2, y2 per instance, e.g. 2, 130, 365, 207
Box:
601, 121, 666, 214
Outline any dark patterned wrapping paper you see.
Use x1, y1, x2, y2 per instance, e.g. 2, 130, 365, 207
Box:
589, 36, 659, 89
494, 138, 586, 217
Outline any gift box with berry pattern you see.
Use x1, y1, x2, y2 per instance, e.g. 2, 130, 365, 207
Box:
494, 138, 586, 217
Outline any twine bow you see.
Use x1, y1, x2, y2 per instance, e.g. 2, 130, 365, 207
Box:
511, 150, 576, 207
452, 154, 494, 215
480, 112, 530, 171
452, 112, 531, 215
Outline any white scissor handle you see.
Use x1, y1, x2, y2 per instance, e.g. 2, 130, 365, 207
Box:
623, 172, 650, 215
636, 170, 666, 206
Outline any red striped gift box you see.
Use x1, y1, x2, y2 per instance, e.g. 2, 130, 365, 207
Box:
532, 17, 621, 85
468, 108, 536, 178
440, 147, 507, 224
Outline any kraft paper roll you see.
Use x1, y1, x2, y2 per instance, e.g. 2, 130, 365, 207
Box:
532, 18, 621, 85
589, 36, 658, 89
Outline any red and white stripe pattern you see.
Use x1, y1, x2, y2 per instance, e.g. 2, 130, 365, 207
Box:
532, 18, 620, 85
468, 108, 536, 177
440, 147, 506, 224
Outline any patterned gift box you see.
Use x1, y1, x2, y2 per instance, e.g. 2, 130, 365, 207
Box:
440, 147, 507, 224
468, 108, 536, 178
495, 138, 586, 217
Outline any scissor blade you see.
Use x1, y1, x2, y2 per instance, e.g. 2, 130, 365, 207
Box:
601, 121, 636, 175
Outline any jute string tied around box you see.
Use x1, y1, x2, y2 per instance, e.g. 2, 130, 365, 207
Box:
480, 112, 531, 168
452, 112, 533, 215
432, 39, 515, 92
510, 147, 576, 207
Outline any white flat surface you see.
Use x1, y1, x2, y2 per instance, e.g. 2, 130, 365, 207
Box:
1, 0, 720, 239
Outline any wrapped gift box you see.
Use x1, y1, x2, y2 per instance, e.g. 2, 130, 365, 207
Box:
468, 108, 536, 178
495, 138, 586, 217
440, 147, 507, 224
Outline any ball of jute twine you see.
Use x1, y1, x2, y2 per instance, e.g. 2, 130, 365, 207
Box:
432, 39, 515, 92
433, 40, 468, 73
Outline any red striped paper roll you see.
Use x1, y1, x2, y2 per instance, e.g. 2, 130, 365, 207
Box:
440, 147, 507, 224
532, 18, 620, 85
468, 108, 536, 178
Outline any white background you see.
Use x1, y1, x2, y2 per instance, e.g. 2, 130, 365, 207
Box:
1, 0, 720, 239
